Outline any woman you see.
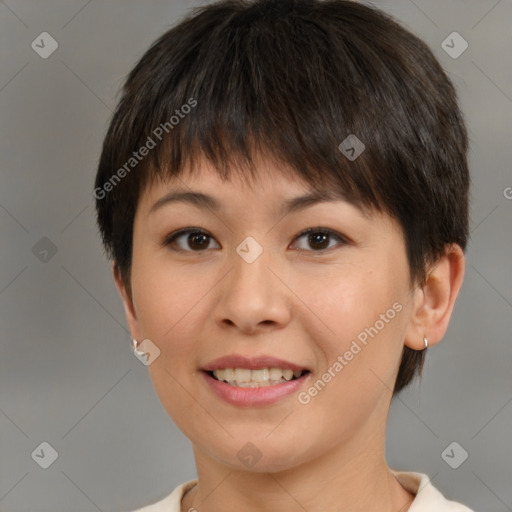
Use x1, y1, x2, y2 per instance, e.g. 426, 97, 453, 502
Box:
94, 1, 473, 510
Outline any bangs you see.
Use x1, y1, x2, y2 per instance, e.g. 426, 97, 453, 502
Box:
117, 0, 397, 211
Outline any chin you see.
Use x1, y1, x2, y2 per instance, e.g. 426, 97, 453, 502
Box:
206, 435, 313, 473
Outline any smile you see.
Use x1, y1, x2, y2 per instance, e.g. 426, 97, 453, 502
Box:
209, 368, 309, 387
202, 369, 312, 407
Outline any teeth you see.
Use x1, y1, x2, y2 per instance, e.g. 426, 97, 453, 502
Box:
251, 369, 269, 382
212, 368, 304, 387
269, 368, 283, 381
234, 368, 251, 383
283, 369, 294, 381
223, 368, 236, 381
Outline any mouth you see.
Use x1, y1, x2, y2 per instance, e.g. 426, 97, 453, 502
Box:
203, 368, 311, 388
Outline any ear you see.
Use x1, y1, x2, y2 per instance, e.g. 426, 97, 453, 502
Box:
112, 262, 143, 341
404, 244, 465, 350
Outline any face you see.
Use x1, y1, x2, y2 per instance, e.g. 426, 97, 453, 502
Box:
121, 158, 419, 472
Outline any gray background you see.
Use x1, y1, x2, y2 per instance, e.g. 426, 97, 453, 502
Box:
0, 0, 511, 511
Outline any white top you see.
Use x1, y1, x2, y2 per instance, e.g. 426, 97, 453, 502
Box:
129, 471, 474, 511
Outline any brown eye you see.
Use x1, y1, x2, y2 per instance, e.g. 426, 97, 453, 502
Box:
186, 233, 210, 250
307, 232, 330, 250
291, 228, 347, 252
163, 228, 220, 252
163, 227, 348, 254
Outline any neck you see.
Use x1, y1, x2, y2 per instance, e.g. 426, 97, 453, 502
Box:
181, 415, 414, 512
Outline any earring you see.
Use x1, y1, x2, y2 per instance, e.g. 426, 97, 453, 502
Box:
132, 338, 145, 357
423, 336, 428, 349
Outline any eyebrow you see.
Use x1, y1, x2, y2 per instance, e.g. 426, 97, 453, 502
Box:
149, 189, 359, 216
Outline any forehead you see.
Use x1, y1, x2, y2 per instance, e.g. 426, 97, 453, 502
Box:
147, 156, 310, 195
138, 157, 372, 219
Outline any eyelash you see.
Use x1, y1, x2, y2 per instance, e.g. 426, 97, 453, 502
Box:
162, 227, 349, 254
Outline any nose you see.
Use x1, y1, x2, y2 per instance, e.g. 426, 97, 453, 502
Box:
211, 243, 292, 334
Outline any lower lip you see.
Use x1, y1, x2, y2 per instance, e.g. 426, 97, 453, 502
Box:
201, 371, 311, 407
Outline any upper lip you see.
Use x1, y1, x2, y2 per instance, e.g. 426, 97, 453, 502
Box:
202, 355, 310, 372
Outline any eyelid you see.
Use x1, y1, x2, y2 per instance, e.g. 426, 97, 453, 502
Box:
293, 227, 351, 245
162, 227, 217, 252
162, 226, 350, 252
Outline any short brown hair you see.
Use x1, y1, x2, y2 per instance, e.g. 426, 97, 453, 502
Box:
94, 0, 470, 394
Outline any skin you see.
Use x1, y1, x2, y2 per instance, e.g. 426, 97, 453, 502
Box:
114, 156, 465, 512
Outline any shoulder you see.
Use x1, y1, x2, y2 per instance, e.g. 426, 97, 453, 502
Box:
392, 471, 474, 511
128, 479, 198, 512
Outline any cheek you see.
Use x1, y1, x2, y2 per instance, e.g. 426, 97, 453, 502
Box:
130, 253, 212, 343
297, 257, 410, 392
297, 260, 406, 341
130, 259, 213, 432
292, 272, 407, 443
